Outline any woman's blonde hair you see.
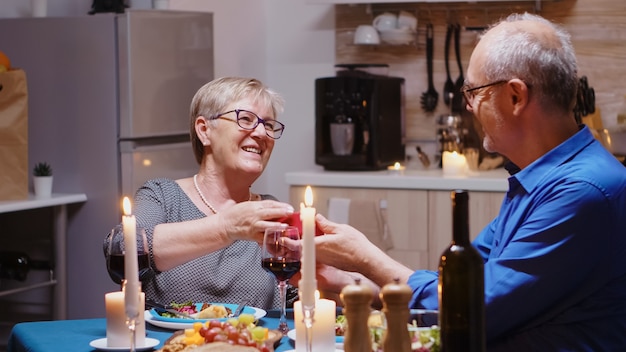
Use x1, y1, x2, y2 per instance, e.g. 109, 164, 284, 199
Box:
189, 77, 285, 164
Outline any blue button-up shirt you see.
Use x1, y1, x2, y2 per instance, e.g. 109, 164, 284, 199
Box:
408, 125, 626, 351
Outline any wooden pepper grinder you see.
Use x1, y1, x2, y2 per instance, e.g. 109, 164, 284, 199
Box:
340, 278, 373, 352
380, 278, 412, 352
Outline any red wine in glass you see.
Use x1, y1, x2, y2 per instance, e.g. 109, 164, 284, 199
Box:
262, 226, 301, 335
107, 253, 151, 284
261, 258, 301, 282
105, 224, 150, 286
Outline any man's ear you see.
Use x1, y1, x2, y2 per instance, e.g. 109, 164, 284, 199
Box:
508, 79, 530, 115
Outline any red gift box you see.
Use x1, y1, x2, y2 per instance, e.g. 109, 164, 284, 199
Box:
278, 212, 324, 236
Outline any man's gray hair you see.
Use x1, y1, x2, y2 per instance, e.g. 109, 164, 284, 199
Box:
482, 13, 578, 113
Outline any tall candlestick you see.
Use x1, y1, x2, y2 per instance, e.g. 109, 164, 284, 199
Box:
122, 197, 139, 317
299, 186, 317, 308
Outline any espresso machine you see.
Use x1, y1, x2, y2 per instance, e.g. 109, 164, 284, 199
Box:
315, 68, 405, 171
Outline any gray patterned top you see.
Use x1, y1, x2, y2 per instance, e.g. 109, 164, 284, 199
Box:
131, 178, 281, 310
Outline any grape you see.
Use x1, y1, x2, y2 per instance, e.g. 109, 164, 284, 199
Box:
239, 329, 251, 340
186, 315, 268, 350
213, 334, 228, 342
237, 337, 249, 346
208, 320, 223, 329
227, 330, 240, 341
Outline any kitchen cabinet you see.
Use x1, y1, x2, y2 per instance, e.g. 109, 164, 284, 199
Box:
289, 184, 504, 271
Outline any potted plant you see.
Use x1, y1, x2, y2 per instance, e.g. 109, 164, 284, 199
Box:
33, 162, 53, 198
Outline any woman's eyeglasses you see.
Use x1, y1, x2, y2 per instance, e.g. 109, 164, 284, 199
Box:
211, 109, 285, 139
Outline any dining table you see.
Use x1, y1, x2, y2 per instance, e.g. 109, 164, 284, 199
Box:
7, 309, 314, 352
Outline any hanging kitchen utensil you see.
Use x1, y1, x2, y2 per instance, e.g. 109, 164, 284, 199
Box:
452, 23, 465, 113
573, 76, 596, 124
443, 24, 455, 107
421, 24, 438, 112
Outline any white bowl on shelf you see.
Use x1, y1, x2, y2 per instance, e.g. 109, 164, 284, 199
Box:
378, 28, 416, 45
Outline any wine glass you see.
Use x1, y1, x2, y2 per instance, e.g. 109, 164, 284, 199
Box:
262, 226, 302, 335
105, 224, 150, 288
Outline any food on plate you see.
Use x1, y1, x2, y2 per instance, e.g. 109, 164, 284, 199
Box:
156, 314, 278, 352
157, 301, 232, 319
335, 314, 347, 336
196, 304, 229, 319
169, 342, 257, 351
336, 311, 441, 352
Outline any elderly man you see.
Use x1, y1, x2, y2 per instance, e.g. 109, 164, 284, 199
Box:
311, 13, 626, 351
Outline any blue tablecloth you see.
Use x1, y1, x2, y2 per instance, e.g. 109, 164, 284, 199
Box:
8, 309, 298, 352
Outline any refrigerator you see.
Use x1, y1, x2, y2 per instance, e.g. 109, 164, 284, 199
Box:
0, 10, 213, 320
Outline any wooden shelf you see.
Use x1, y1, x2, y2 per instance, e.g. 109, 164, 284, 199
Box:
0, 193, 87, 214
307, 0, 546, 12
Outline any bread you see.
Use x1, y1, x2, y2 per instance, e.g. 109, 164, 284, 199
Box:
158, 338, 257, 352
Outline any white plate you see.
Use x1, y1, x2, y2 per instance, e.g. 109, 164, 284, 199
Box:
148, 303, 258, 323
144, 307, 266, 330
283, 345, 343, 352
89, 337, 160, 351
286, 329, 344, 345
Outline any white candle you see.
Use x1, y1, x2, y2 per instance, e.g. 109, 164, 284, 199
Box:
105, 291, 146, 347
122, 197, 140, 318
387, 162, 406, 176
294, 293, 336, 352
299, 186, 317, 308
442, 151, 468, 176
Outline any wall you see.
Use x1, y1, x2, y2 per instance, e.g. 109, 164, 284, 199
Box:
0, 0, 334, 321
146, 0, 337, 205
335, 0, 626, 154
0, 0, 622, 332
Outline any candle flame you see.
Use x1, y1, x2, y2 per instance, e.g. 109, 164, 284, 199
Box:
394, 162, 401, 170
304, 186, 314, 207
122, 197, 132, 216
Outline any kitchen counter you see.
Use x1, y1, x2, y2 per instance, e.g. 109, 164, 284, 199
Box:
285, 168, 510, 192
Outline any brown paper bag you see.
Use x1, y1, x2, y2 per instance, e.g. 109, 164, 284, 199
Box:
0, 69, 28, 200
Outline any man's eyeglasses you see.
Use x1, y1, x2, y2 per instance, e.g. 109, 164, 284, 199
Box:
211, 109, 285, 139
461, 80, 508, 105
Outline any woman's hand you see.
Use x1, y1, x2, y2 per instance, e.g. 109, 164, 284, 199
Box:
213, 199, 295, 244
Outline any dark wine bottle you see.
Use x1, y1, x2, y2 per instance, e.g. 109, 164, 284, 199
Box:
0, 251, 52, 282
438, 190, 486, 352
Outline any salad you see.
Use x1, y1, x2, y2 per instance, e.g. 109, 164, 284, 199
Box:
155, 301, 233, 320
335, 311, 441, 352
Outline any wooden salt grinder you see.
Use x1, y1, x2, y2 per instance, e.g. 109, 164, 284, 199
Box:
380, 278, 412, 352
340, 278, 373, 352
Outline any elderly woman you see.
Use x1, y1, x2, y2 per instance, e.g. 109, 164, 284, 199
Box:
104, 77, 296, 310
